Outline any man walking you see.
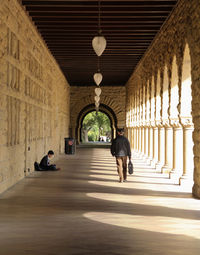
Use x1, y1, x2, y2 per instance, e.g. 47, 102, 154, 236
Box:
111, 128, 131, 183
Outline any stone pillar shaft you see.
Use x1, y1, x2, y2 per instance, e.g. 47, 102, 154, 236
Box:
145, 127, 149, 158
170, 127, 183, 180
153, 127, 158, 164
180, 126, 194, 184
162, 127, 173, 173
156, 127, 165, 170
141, 127, 145, 155
148, 127, 154, 160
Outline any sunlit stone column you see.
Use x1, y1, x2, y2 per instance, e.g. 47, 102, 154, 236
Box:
131, 128, 134, 151
162, 122, 173, 173
138, 127, 141, 154
136, 87, 140, 154
169, 122, 183, 180
148, 126, 154, 162
161, 65, 173, 173
144, 80, 150, 160
154, 70, 161, 166
169, 56, 183, 180
149, 76, 155, 165
138, 86, 143, 155
156, 68, 165, 171
144, 126, 149, 160
133, 127, 136, 152
142, 125, 145, 157
156, 124, 165, 170
153, 126, 158, 164
180, 119, 194, 185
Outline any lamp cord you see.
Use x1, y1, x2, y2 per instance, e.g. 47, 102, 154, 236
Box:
97, 56, 100, 72
98, 0, 101, 34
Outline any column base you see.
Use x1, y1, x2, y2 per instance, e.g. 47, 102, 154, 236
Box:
169, 170, 181, 183
150, 159, 156, 168
179, 175, 193, 186
161, 165, 172, 174
155, 162, 164, 172
192, 184, 200, 199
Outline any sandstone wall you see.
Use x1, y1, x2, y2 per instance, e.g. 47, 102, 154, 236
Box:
125, 0, 200, 197
70, 86, 126, 140
0, 0, 70, 193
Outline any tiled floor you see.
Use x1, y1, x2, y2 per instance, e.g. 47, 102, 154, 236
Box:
0, 147, 200, 255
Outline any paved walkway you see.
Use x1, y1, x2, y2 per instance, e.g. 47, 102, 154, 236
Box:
0, 147, 200, 255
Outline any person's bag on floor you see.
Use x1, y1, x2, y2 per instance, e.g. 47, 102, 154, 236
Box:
128, 160, 133, 175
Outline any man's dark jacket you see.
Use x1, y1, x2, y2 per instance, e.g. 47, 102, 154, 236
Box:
39, 155, 49, 169
111, 135, 131, 157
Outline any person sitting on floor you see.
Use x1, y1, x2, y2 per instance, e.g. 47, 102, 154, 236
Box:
39, 150, 60, 171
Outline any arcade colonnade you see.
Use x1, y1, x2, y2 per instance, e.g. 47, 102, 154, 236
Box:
125, 0, 200, 198
126, 44, 193, 186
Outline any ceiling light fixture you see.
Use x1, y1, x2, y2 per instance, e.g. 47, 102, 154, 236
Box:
92, 0, 106, 56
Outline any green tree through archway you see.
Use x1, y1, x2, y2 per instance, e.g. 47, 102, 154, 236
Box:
81, 111, 111, 142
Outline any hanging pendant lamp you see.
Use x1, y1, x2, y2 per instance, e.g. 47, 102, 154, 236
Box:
92, 36, 107, 57
94, 95, 100, 103
93, 72, 103, 86
95, 87, 102, 97
92, 0, 106, 56
95, 102, 100, 108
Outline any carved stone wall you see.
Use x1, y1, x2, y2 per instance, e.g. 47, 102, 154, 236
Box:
0, 0, 70, 193
126, 0, 200, 197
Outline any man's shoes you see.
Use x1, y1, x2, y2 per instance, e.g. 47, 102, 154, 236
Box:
123, 179, 127, 182
119, 178, 123, 183
56, 168, 61, 171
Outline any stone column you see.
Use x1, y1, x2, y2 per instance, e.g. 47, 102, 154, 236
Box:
161, 121, 173, 173
153, 126, 158, 165
169, 122, 183, 181
134, 127, 137, 151
142, 127, 146, 157
145, 125, 149, 159
138, 126, 141, 154
148, 125, 154, 164
180, 119, 194, 185
131, 128, 134, 151
135, 127, 138, 152
156, 124, 165, 171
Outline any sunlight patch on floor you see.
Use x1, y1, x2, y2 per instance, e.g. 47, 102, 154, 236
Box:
87, 193, 200, 210
88, 180, 192, 193
84, 212, 200, 240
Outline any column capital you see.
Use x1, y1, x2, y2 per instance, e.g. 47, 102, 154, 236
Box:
170, 118, 182, 128
155, 120, 162, 128
162, 118, 171, 128
144, 121, 151, 127
180, 117, 194, 128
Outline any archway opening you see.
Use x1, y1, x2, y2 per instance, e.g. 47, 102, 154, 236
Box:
81, 111, 112, 143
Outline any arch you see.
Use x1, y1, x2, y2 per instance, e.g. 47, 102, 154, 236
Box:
76, 103, 118, 144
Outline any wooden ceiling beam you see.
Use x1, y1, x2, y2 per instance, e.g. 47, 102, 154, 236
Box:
21, 0, 177, 87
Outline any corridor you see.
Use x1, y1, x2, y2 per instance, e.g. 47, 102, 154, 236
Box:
0, 148, 200, 255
